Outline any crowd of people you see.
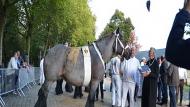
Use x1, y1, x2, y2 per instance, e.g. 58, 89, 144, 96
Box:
108, 46, 188, 107
7, 50, 33, 72
7, 50, 32, 93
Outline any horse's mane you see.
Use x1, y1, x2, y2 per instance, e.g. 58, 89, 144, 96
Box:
94, 32, 113, 43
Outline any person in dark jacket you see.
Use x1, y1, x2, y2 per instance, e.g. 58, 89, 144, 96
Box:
167, 63, 179, 107
141, 47, 159, 107
160, 56, 169, 105
165, 0, 190, 70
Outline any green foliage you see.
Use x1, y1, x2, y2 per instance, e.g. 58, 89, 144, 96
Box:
3, 0, 96, 66
100, 9, 134, 42
3, 3, 24, 66
55, 0, 95, 46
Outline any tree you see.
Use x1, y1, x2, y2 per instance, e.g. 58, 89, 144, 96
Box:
128, 30, 142, 52
55, 0, 96, 46
100, 9, 134, 42
0, 0, 19, 66
3, 3, 23, 66
30, 0, 96, 64
1, 0, 96, 66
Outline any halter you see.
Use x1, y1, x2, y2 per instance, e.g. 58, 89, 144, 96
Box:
115, 33, 129, 55
92, 33, 129, 71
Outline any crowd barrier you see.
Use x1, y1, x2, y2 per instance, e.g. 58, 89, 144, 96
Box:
0, 67, 40, 107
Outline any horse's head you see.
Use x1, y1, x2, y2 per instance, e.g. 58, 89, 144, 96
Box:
112, 28, 131, 58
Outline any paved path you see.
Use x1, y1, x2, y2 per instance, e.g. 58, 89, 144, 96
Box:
1, 78, 190, 107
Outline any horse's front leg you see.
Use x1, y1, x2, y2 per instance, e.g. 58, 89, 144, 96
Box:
85, 80, 99, 107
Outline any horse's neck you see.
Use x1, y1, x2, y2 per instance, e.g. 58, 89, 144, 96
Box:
93, 36, 115, 62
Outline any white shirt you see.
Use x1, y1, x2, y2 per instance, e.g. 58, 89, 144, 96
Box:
110, 56, 121, 75
178, 67, 187, 80
121, 57, 140, 84
8, 57, 18, 69
40, 58, 44, 72
140, 62, 145, 66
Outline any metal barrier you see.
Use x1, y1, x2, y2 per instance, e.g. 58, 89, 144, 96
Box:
0, 67, 40, 107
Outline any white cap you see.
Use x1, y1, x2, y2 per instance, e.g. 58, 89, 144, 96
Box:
142, 57, 146, 60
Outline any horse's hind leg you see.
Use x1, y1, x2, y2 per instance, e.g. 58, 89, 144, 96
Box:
34, 80, 53, 107
85, 80, 99, 107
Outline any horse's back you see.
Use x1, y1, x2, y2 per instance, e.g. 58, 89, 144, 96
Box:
44, 44, 85, 85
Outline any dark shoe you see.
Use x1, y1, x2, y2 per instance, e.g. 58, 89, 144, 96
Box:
101, 99, 104, 102
55, 91, 63, 95
160, 102, 167, 106
73, 96, 77, 99
138, 96, 142, 98
156, 101, 162, 105
80, 93, 83, 98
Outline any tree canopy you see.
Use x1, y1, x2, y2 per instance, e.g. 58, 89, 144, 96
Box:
2, 0, 96, 66
100, 9, 134, 42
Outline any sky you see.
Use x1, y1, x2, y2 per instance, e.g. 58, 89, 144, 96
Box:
89, 0, 184, 51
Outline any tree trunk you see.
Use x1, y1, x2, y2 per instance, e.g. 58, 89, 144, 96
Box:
43, 24, 50, 57
0, 6, 6, 66
26, 21, 32, 64
27, 35, 30, 63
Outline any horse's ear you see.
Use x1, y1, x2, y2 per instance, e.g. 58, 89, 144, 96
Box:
116, 27, 120, 34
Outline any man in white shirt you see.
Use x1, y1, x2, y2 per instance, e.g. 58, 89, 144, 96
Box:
111, 53, 122, 107
121, 46, 140, 107
8, 52, 19, 93
178, 67, 188, 106
8, 52, 19, 69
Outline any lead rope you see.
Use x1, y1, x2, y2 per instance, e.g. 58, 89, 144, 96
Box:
115, 34, 129, 56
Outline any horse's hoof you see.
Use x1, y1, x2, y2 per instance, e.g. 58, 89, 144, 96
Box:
73, 96, 77, 99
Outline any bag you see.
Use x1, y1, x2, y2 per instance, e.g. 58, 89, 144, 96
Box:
138, 65, 151, 73
165, 9, 190, 70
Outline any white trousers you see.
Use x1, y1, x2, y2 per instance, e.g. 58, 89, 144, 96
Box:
112, 75, 122, 106
121, 81, 136, 107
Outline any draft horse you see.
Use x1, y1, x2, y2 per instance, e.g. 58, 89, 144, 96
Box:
34, 28, 131, 107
